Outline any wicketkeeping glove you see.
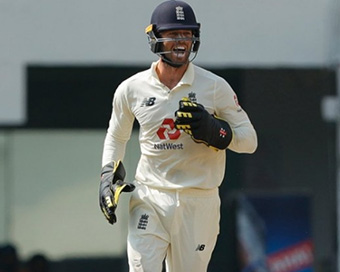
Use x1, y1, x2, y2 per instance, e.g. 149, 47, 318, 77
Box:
99, 160, 135, 225
175, 97, 233, 150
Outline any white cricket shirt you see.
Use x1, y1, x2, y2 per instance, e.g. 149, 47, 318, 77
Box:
103, 61, 257, 189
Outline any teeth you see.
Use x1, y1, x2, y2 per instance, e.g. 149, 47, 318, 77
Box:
174, 47, 186, 52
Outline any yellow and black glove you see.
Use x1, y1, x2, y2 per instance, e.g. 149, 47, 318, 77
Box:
99, 160, 135, 225
175, 97, 233, 150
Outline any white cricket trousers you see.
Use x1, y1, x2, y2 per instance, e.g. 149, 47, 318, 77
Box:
127, 182, 220, 272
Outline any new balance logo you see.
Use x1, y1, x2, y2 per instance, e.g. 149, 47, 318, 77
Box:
141, 97, 156, 107
195, 244, 206, 251
137, 214, 149, 230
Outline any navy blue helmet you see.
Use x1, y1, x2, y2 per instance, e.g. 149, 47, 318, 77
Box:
145, 0, 201, 66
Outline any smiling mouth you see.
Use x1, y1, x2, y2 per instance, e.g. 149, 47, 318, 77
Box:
173, 46, 186, 52
172, 47, 187, 57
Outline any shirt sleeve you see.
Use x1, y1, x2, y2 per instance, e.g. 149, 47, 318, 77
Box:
214, 78, 257, 154
102, 82, 135, 167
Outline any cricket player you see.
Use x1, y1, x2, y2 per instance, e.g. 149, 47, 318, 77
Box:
99, 1, 258, 271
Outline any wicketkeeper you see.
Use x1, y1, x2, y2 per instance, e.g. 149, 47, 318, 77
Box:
99, 1, 257, 271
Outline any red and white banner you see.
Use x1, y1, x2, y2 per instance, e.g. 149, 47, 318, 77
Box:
267, 240, 314, 272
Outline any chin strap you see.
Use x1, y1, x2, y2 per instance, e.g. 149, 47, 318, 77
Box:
158, 49, 198, 68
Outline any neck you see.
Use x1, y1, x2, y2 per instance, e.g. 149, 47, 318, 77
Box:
156, 59, 189, 90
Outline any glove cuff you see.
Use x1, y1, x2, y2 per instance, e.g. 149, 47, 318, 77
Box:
101, 160, 126, 184
206, 115, 233, 150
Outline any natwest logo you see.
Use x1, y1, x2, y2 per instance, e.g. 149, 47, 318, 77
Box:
157, 118, 181, 140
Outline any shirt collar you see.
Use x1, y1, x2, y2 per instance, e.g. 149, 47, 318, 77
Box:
180, 62, 194, 86
150, 61, 195, 87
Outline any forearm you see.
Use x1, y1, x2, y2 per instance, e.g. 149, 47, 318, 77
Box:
228, 123, 257, 153
102, 132, 128, 167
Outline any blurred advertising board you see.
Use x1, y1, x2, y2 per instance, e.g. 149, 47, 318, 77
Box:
235, 192, 313, 272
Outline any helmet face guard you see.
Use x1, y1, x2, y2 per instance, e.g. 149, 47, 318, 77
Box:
146, 24, 200, 67
145, 0, 201, 67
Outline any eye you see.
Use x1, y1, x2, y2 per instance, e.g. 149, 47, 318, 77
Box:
182, 31, 193, 38
162, 31, 193, 38
167, 32, 177, 38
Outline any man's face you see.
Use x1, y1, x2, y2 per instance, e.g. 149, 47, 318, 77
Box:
160, 29, 193, 64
